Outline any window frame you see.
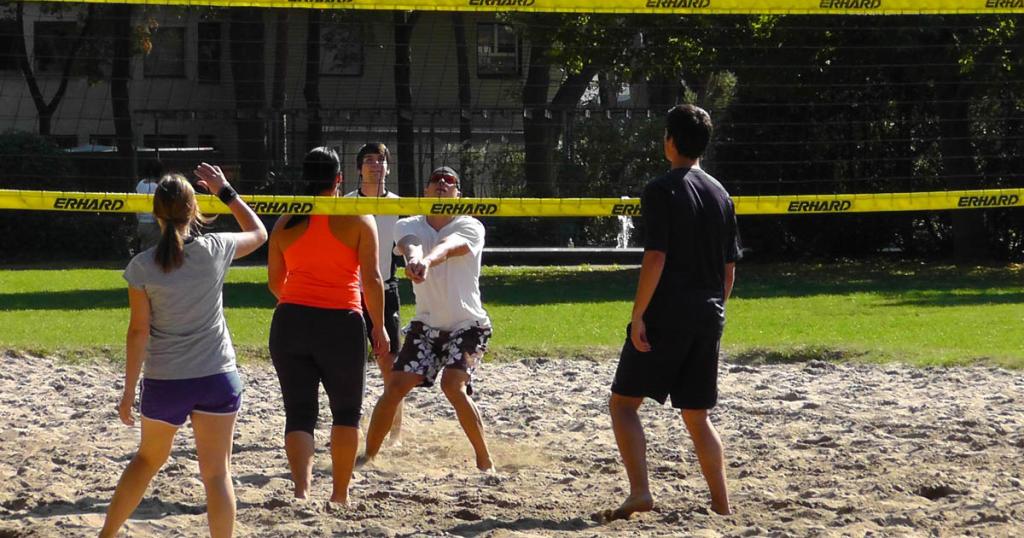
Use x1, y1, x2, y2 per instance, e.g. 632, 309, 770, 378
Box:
143, 26, 187, 79
33, 20, 80, 74
196, 21, 222, 84
476, 22, 520, 79
0, 18, 20, 72
319, 22, 364, 78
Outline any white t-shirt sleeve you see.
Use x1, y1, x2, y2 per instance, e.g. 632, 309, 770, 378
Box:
453, 218, 485, 255
392, 217, 415, 256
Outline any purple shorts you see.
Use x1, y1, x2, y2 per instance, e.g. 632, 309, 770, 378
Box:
140, 371, 243, 427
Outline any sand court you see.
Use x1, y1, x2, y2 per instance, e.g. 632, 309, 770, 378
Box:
0, 350, 1021, 536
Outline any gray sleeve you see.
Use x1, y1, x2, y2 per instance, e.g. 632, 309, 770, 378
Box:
122, 257, 146, 289
206, 234, 238, 275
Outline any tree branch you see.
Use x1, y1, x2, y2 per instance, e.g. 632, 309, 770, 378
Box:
46, 4, 96, 114
15, 2, 47, 114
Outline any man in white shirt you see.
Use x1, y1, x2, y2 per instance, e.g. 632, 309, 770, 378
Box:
345, 143, 405, 444
361, 166, 494, 471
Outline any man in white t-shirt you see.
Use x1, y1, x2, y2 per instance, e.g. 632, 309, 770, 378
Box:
345, 142, 405, 444
134, 159, 164, 253
361, 166, 494, 471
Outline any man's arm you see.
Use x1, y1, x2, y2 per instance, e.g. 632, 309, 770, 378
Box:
629, 180, 668, 353
629, 250, 666, 352
396, 234, 427, 283
422, 235, 472, 268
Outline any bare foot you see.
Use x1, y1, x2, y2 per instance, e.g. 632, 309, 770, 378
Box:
476, 456, 494, 472
293, 487, 310, 500
591, 493, 654, 523
711, 502, 732, 515
329, 492, 348, 505
384, 433, 402, 448
354, 454, 374, 470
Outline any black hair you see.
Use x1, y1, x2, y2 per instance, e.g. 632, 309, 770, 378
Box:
356, 142, 391, 170
665, 104, 713, 159
286, 147, 341, 229
302, 146, 341, 196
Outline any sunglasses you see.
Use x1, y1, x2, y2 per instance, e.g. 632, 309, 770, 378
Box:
429, 173, 459, 187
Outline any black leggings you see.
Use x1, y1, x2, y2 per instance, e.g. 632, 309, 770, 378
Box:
269, 303, 366, 433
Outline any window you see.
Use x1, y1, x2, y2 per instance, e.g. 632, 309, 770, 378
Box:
144, 26, 185, 78
143, 134, 187, 149
477, 23, 519, 78
34, 21, 78, 73
0, 19, 19, 71
320, 23, 362, 77
197, 22, 221, 83
197, 134, 218, 149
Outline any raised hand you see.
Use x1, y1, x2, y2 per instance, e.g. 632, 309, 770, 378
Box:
193, 162, 229, 195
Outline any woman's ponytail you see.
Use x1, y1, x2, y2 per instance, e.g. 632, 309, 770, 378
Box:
154, 216, 185, 272
152, 174, 205, 272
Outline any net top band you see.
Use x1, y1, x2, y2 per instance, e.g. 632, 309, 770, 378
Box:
2, 188, 1022, 216
26, 0, 1024, 16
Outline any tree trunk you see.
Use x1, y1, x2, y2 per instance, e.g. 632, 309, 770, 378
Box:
522, 37, 556, 197
393, 11, 420, 197
110, 4, 135, 186
522, 35, 596, 198
303, 10, 323, 153
270, 9, 289, 165
37, 111, 53, 137
938, 84, 986, 260
452, 12, 473, 195
15, 2, 96, 137
230, 8, 268, 188
597, 72, 615, 110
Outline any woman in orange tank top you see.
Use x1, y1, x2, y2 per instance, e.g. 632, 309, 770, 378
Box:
267, 147, 389, 505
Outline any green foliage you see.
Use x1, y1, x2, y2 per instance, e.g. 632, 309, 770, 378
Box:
0, 130, 74, 187
0, 131, 130, 261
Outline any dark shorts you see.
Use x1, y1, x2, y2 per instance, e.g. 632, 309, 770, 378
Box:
140, 371, 243, 427
270, 303, 367, 432
363, 284, 401, 356
611, 322, 722, 410
393, 321, 491, 394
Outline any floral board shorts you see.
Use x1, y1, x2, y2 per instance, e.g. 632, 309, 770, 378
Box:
394, 321, 492, 395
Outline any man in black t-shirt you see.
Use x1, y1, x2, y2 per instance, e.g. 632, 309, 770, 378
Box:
598, 105, 741, 522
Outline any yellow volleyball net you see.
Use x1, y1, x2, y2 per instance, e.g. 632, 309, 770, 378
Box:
2, 0, 1023, 257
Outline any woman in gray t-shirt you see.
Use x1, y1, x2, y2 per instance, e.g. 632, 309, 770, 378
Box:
100, 166, 267, 538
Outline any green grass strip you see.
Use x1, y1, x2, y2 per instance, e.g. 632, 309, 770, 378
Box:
1, 262, 1022, 368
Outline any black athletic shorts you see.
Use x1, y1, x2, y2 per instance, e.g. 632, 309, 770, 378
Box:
269, 303, 366, 432
362, 283, 401, 356
611, 321, 723, 410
